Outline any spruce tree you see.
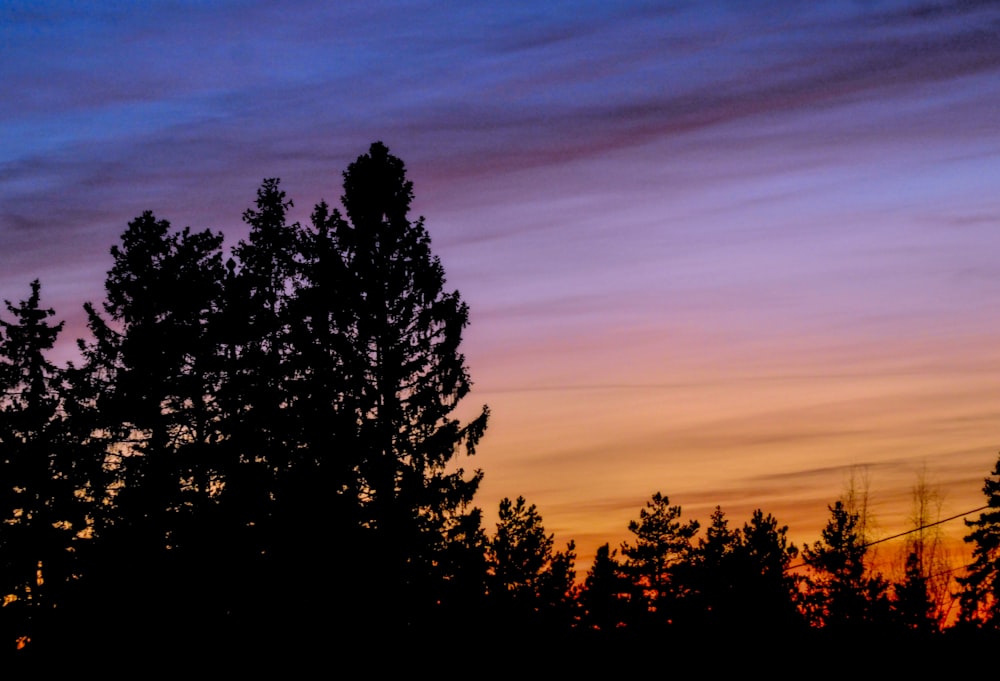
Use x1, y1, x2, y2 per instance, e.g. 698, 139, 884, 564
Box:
312, 142, 489, 627
801, 500, 891, 632
75, 212, 230, 643
12, 143, 491, 647
580, 543, 627, 632
0, 281, 78, 650
222, 178, 307, 618
957, 454, 1000, 627
738, 509, 802, 632
894, 550, 937, 633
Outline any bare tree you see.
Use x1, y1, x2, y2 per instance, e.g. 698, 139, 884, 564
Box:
843, 464, 877, 552
893, 466, 955, 631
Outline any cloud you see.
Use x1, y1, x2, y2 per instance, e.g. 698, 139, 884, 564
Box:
4, 1, 1000, 566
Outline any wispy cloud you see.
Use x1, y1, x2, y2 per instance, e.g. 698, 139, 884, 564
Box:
3, 0, 1000, 563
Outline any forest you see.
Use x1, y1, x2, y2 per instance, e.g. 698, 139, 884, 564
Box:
2, 142, 999, 661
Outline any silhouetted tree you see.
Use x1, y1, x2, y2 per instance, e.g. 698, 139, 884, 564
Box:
957, 453, 1000, 628
892, 469, 950, 633
669, 506, 803, 635
489, 496, 552, 602
432, 506, 490, 626
579, 542, 628, 632
894, 550, 937, 634
737, 509, 803, 632
678, 506, 742, 628
487, 496, 576, 629
801, 500, 891, 632
212, 178, 317, 632
1, 143, 497, 652
544, 540, 578, 624
305, 142, 489, 628
0, 281, 80, 650
224, 177, 304, 495
620, 492, 699, 627
74, 212, 229, 643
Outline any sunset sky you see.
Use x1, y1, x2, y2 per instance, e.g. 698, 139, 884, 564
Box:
4, 1, 1000, 571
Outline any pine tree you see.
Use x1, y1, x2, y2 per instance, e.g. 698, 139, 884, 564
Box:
314, 142, 489, 626
802, 500, 891, 632
75, 212, 229, 643
894, 550, 936, 633
221, 178, 309, 620
0, 281, 79, 650
486, 496, 576, 635
681, 506, 741, 628
957, 454, 1000, 627
580, 543, 628, 632
226, 177, 303, 473
738, 509, 802, 632
620, 492, 699, 626
489, 496, 555, 604
13, 143, 491, 648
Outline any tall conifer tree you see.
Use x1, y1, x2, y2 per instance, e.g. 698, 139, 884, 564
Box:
958, 454, 1000, 627
316, 142, 489, 625
0, 281, 77, 648
75, 212, 229, 642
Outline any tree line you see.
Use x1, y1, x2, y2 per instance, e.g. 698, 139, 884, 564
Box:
1, 142, 999, 659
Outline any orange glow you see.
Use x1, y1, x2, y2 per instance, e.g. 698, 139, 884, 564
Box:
470, 319, 1000, 572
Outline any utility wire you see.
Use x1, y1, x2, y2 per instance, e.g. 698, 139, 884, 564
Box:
862, 504, 991, 549
785, 503, 992, 573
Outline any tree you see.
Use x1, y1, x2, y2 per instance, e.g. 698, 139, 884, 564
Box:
892, 468, 950, 632
224, 177, 304, 480
957, 453, 1000, 627
671, 507, 802, 634
85, 213, 226, 440
894, 550, 936, 634
311, 142, 490, 626
801, 500, 891, 632
679, 506, 742, 628
0, 281, 80, 650
216, 178, 315, 628
489, 496, 553, 602
619, 492, 699, 626
737, 509, 802, 632
73, 212, 231, 643
487, 496, 576, 626
579, 543, 628, 632
0, 143, 490, 649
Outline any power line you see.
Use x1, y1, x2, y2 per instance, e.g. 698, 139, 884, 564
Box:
862, 504, 991, 549
785, 503, 992, 573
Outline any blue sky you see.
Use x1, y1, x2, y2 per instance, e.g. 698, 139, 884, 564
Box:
3, 0, 1000, 564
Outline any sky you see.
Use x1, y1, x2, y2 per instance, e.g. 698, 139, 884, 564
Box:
3, 0, 1000, 572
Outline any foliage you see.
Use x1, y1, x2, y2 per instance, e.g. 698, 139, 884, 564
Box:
957, 454, 1000, 627
0, 142, 492, 651
579, 543, 628, 631
619, 492, 699, 624
64, 212, 232, 643
738, 509, 803, 629
0, 282, 81, 648
487, 496, 576, 626
312, 143, 490, 624
894, 550, 936, 632
801, 500, 891, 631
665, 506, 804, 634
6, 141, 998, 652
